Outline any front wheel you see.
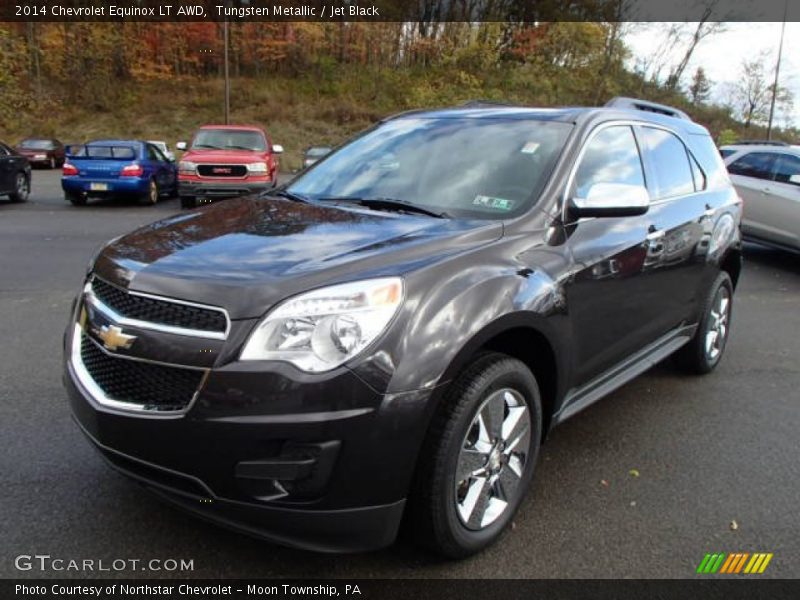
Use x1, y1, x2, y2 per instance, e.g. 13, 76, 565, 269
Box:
675, 271, 733, 374
408, 353, 542, 558
9, 173, 30, 202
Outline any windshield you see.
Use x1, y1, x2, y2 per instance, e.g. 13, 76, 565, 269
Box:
307, 147, 331, 157
21, 139, 54, 150
191, 129, 266, 151
288, 117, 571, 219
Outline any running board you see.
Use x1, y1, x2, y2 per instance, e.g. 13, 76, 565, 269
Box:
554, 324, 697, 424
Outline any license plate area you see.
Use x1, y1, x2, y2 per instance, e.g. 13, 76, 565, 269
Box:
90, 183, 109, 191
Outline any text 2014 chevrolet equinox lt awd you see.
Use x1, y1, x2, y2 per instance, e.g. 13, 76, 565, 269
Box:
64, 98, 742, 557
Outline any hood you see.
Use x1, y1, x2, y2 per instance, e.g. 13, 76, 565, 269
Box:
181, 149, 269, 163
93, 196, 503, 319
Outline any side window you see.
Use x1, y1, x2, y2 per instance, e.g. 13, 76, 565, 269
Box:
146, 144, 161, 161
727, 152, 777, 181
573, 126, 645, 198
0, 143, 9, 156
719, 148, 737, 159
640, 127, 695, 199
773, 153, 800, 185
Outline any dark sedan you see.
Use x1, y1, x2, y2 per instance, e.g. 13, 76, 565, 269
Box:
0, 141, 31, 202
15, 138, 65, 169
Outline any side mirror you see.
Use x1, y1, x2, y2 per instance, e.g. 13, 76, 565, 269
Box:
175, 141, 187, 151
570, 182, 649, 218
789, 174, 800, 186
272, 144, 284, 155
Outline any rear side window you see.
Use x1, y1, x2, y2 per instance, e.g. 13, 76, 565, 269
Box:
773, 153, 800, 185
573, 125, 645, 198
727, 152, 777, 181
719, 148, 737, 159
640, 127, 695, 199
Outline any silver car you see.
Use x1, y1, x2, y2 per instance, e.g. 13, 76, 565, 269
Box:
721, 143, 800, 252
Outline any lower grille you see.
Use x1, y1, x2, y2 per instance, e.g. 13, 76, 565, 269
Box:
197, 164, 247, 177
80, 333, 204, 412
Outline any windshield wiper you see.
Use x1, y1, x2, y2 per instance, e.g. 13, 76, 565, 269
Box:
193, 144, 221, 149
320, 196, 448, 219
270, 189, 311, 203
224, 145, 260, 151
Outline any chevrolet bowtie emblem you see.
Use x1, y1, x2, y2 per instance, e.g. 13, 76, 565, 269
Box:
96, 325, 137, 351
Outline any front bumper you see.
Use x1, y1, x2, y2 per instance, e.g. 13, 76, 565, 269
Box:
63, 307, 432, 552
179, 179, 273, 198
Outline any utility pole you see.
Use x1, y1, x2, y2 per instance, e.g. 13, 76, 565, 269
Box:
223, 17, 230, 125
766, 0, 788, 140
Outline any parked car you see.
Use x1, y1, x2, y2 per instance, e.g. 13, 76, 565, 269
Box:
147, 140, 175, 162
176, 125, 282, 208
64, 98, 742, 558
62, 140, 177, 206
0, 141, 31, 202
303, 145, 332, 168
721, 143, 800, 252
15, 137, 65, 169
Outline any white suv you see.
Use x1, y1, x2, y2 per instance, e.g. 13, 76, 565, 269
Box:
721, 143, 800, 252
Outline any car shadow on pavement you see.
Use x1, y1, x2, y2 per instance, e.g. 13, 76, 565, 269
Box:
742, 242, 799, 275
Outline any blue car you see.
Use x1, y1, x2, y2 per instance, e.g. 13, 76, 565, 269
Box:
62, 140, 178, 206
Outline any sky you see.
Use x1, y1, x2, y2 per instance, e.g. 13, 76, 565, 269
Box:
624, 22, 800, 127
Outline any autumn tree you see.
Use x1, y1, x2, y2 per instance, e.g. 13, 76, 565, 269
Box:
689, 67, 712, 105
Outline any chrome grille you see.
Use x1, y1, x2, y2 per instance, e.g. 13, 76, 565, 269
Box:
91, 277, 228, 335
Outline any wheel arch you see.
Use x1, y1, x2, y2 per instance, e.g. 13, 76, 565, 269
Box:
433, 313, 567, 438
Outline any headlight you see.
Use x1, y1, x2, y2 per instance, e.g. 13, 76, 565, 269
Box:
34, 154, 46, 160
178, 161, 196, 174
247, 162, 268, 173
240, 278, 403, 372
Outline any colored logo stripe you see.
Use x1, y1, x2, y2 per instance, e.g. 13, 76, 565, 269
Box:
697, 553, 773, 574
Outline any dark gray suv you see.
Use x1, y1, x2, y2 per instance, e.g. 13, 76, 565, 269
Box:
64, 97, 742, 557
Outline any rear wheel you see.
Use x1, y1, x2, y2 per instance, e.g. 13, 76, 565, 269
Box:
65, 191, 86, 206
141, 179, 158, 205
408, 353, 542, 558
180, 195, 196, 209
675, 272, 733, 374
9, 172, 29, 202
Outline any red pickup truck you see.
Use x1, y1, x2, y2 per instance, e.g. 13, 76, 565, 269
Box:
176, 124, 282, 208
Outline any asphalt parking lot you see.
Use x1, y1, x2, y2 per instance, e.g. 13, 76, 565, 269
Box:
1, 169, 798, 579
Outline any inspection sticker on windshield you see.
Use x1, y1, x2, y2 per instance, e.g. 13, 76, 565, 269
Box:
473, 195, 515, 211
520, 141, 540, 154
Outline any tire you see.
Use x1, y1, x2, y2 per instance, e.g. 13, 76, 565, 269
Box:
65, 191, 86, 206
141, 179, 158, 205
180, 195, 196, 209
9, 172, 30, 202
407, 352, 543, 558
674, 271, 733, 374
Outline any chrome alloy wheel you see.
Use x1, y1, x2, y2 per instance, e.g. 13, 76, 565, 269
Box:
705, 285, 730, 361
454, 388, 531, 530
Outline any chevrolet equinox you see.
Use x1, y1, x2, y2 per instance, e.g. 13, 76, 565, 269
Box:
64, 98, 743, 557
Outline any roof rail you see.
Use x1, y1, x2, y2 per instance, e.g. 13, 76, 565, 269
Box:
605, 97, 691, 121
734, 139, 789, 146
